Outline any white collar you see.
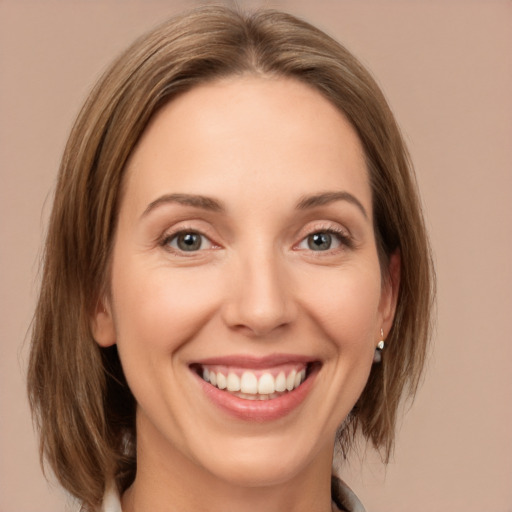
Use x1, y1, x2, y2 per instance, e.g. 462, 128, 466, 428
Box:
101, 483, 122, 512
100, 477, 365, 512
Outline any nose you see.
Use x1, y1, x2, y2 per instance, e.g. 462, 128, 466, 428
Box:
222, 249, 297, 337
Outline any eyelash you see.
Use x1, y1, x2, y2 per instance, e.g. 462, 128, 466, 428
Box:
159, 224, 353, 255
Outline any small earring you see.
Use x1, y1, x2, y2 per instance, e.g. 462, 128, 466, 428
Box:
373, 328, 385, 363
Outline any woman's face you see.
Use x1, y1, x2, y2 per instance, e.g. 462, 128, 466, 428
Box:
93, 76, 397, 487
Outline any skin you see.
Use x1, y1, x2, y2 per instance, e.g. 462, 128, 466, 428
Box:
92, 75, 399, 512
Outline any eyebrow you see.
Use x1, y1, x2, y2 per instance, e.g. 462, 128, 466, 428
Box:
141, 193, 225, 218
141, 190, 367, 219
296, 191, 368, 218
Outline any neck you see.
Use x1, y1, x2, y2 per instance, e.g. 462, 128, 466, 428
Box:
122, 415, 335, 512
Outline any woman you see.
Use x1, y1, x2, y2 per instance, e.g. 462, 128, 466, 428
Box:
28, 6, 434, 512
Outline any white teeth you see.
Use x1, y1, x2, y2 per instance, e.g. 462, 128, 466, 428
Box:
294, 370, 302, 388
257, 373, 275, 394
275, 371, 286, 392
286, 370, 297, 391
240, 372, 258, 394
227, 373, 241, 392
216, 372, 227, 390
201, 365, 309, 398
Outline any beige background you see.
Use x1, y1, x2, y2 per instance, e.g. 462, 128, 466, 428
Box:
1, 1, 511, 511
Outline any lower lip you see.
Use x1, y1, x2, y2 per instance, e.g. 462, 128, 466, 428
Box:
193, 369, 317, 422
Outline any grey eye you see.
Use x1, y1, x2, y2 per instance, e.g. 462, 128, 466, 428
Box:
307, 232, 333, 251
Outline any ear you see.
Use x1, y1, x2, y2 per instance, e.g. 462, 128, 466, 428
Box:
379, 249, 401, 336
90, 297, 116, 347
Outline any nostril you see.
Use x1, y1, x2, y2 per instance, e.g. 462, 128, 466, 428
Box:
230, 320, 290, 338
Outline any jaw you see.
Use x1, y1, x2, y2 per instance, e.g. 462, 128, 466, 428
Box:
130, 405, 336, 512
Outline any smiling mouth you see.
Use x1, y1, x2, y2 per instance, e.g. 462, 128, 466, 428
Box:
191, 362, 320, 401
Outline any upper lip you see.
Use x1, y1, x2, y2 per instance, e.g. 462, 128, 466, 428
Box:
191, 353, 318, 369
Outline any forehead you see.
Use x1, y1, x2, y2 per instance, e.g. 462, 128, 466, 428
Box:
122, 75, 371, 215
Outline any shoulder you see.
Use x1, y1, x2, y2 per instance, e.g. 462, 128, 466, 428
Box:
331, 475, 367, 512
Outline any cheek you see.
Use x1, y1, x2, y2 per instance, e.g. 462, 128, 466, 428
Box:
110, 257, 221, 358
109, 262, 225, 418
299, 263, 382, 350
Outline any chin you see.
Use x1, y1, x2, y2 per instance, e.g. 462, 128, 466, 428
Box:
200, 445, 315, 488
182, 422, 335, 490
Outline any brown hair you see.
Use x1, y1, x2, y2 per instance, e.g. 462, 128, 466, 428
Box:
28, 5, 434, 510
